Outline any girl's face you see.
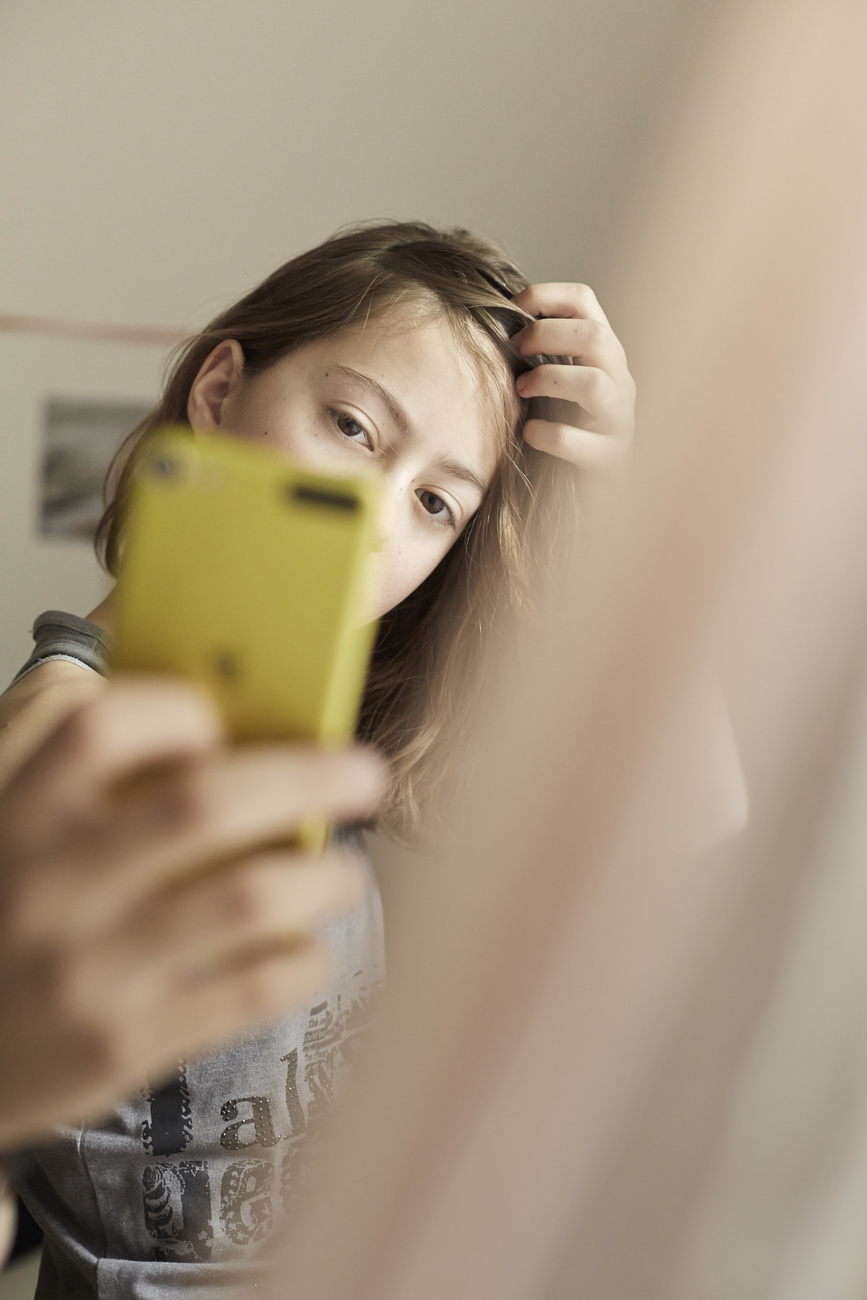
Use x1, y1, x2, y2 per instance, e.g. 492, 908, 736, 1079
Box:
188, 310, 502, 619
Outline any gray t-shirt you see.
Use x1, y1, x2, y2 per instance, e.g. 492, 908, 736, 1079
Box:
15, 889, 384, 1299
6, 614, 386, 1298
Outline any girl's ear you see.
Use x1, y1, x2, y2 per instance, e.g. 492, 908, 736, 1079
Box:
187, 340, 245, 430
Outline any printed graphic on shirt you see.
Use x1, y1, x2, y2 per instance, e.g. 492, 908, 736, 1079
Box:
142, 1062, 192, 1155
277, 981, 383, 1206
220, 1161, 274, 1245
278, 1137, 305, 1210
139, 974, 382, 1260
303, 980, 379, 1127
303, 1001, 338, 1121
142, 1161, 213, 1262
281, 1048, 307, 1140
219, 1096, 280, 1150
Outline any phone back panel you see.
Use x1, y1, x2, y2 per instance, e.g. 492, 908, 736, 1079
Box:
113, 429, 380, 745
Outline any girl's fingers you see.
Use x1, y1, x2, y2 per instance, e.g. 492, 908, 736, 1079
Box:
516, 363, 632, 434
512, 282, 611, 326
509, 285, 636, 474
4, 678, 226, 842
17, 745, 386, 938
522, 418, 632, 472
0, 850, 361, 1135
76, 938, 337, 1116
514, 317, 631, 385
510, 288, 635, 416
106, 848, 367, 990
131, 937, 336, 1074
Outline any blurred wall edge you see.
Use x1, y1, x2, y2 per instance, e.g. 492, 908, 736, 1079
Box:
268, 4, 867, 1299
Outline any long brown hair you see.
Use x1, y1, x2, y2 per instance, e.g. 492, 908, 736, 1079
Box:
97, 221, 577, 839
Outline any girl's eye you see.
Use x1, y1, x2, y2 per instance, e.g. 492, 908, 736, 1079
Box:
417, 489, 456, 530
330, 409, 372, 448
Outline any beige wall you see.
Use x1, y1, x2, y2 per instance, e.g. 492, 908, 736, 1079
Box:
0, 0, 693, 683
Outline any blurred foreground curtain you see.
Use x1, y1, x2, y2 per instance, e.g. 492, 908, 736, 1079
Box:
265, 3, 867, 1297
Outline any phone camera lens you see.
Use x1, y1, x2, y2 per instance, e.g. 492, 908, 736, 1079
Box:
151, 456, 178, 479
213, 651, 241, 683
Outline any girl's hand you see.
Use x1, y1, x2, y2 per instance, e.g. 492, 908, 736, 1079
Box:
0, 678, 386, 1149
512, 283, 636, 520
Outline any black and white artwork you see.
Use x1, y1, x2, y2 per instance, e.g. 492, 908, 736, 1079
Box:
40, 399, 151, 539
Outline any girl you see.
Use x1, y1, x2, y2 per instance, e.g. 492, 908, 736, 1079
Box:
2, 221, 635, 1297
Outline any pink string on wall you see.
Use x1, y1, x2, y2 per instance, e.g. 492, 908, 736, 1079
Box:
0, 313, 187, 348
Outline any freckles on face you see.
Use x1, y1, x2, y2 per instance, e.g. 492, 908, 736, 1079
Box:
222, 312, 504, 618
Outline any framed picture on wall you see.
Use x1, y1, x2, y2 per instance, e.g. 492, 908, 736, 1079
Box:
40, 398, 150, 540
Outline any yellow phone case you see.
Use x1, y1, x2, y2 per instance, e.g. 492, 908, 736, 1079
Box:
113, 427, 381, 850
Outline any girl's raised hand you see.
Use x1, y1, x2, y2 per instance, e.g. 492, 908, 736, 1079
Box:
512, 283, 636, 519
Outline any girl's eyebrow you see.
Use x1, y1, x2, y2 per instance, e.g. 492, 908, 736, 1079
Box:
432, 457, 488, 498
327, 364, 414, 439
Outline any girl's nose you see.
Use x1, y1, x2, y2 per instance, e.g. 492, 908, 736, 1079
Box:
371, 484, 400, 554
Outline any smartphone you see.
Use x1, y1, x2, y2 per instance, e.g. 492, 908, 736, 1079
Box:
113, 427, 381, 849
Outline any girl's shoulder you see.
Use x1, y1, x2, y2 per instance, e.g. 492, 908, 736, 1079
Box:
0, 611, 110, 792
